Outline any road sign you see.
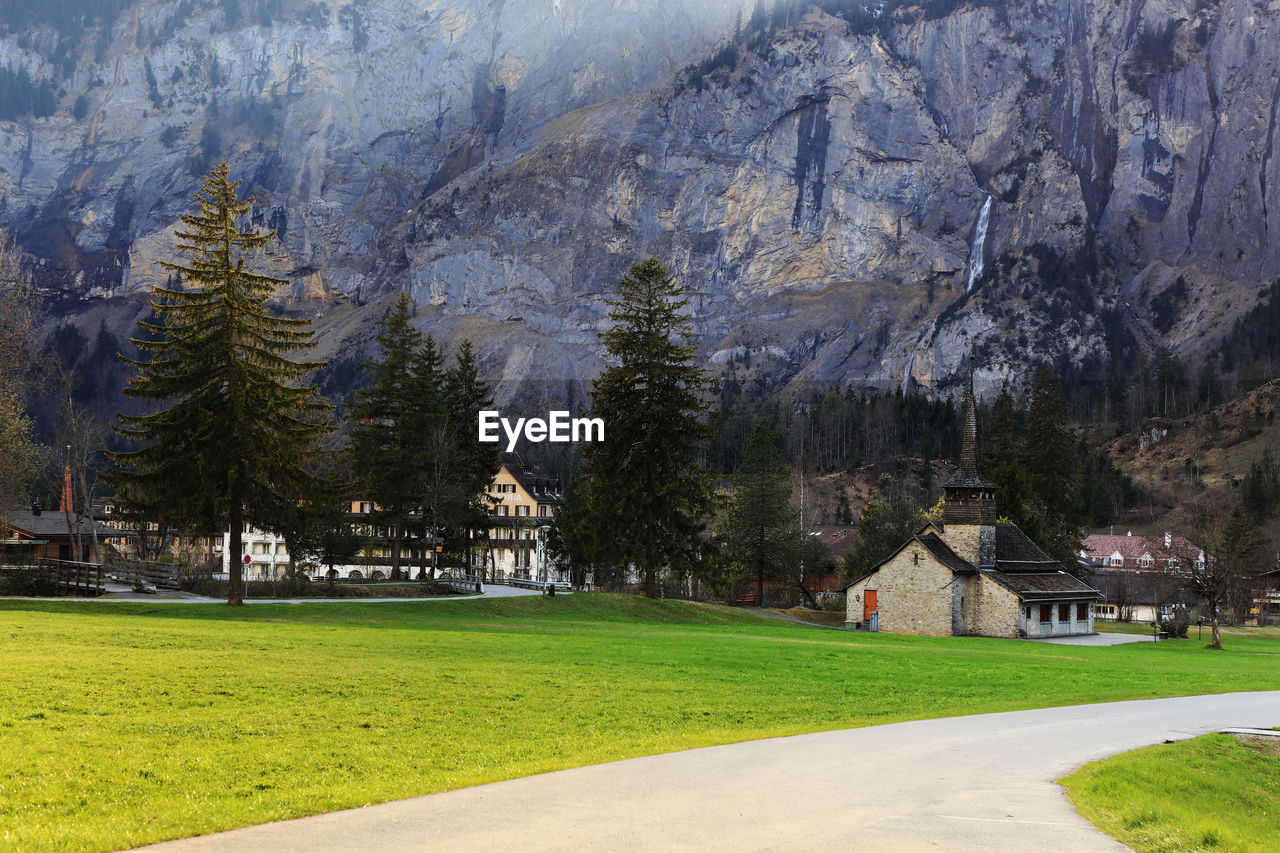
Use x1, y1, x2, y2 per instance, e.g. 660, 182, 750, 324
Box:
243, 554, 251, 564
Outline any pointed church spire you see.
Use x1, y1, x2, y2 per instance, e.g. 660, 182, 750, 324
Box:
943, 372, 995, 491
957, 385, 980, 481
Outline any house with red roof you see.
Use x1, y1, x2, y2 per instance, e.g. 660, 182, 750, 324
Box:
1080, 531, 1204, 574
1080, 532, 1203, 622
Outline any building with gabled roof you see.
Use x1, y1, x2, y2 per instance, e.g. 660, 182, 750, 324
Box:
480, 452, 563, 582
1081, 531, 1204, 574
2, 507, 113, 563
843, 387, 1101, 638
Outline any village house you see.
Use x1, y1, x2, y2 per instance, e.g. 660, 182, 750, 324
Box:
2, 506, 113, 563
1255, 567, 1280, 626
1081, 531, 1205, 574
1080, 532, 1204, 622
482, 452, 563, 582
844, 390, 1101, 638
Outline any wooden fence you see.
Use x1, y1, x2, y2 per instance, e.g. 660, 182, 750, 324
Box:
39, 559, 104, 597
104, 555, 182, 591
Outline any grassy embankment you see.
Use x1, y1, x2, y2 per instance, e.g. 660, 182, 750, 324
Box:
2, 593, 1279, 851
1063, 733, 1280, 853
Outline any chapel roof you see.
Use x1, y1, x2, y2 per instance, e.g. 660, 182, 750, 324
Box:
984, 570, 1102, 601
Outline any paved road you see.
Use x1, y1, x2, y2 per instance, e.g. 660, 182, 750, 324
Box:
142, 691, 1280, 853
1034, 632, 1156, 646
15, 584, 548, 604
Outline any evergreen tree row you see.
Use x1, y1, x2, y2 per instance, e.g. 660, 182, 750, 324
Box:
348, 293, 495, 581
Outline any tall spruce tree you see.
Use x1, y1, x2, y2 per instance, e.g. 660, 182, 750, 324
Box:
577, 258, 718, 597
443, 340, 497, 578
349, 293, 429, 579
981, 383, 1033, 530
110, 163, 331, 604
724, 418, 793, 606
1020, 366, 1082, 570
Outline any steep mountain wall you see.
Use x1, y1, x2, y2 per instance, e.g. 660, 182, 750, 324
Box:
2, 0, 1278, 400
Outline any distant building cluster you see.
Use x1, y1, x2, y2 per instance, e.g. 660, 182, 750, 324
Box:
1080, 531, 1206, 624
3, 453, 566, 585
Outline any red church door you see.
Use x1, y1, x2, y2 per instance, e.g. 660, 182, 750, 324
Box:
864, 590, 877, 621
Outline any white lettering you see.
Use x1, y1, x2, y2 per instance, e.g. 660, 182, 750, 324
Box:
573, 416, 604, 442
478, 410, 501, 443
502, 417, 526, 453
480, 410, 605, 449
548, 410, 570, 442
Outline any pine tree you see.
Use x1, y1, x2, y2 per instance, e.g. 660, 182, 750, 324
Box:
349, 293, 430, 580
845, 471, 927, 577
443, 340, 497, 578
1020, 366, 1082, 570
981, 383, 1033, 531
544, 477, 601, 589
110, 163, 331, 604
410, 332, 461, 581
724, 419, 793, 606
577, 258, 718, 597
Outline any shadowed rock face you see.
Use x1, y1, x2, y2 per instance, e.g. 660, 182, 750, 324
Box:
2, 0, 1278, 400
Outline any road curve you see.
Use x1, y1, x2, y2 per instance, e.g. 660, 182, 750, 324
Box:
141, 691, 1280, 852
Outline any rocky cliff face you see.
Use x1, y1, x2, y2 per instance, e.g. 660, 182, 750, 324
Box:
2, 0, 1278, 402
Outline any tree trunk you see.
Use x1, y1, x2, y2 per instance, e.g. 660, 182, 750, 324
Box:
1209, 613, 1222, 649
797, 579, 818, 608
391, 523, 402, 580
428, 508, 439, 583
228, 501, 244, 606
755, 526, 765, 607
465, 527, 473, 578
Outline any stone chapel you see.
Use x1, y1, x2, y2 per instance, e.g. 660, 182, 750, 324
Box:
843, 387, 1101, 638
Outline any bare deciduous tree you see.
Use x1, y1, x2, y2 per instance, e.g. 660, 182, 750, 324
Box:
1179, 498, 1266, 650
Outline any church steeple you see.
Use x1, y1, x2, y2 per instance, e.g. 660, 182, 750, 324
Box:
942, 381, 997, 536
954, 383, 982, 485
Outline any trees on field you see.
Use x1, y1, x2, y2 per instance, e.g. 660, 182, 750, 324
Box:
0, 229, 42, 534
844, 471, 929, 577
1019, 367, 1083, 569
109, 163, 332, 604
1181, 499, 1267, 650
573, 258, 719, 596
349, 294, 495, 581
349, 294, 430, 578
442, 341, 497, 578
976, 368, 1084, 573
723, 419, 793, 606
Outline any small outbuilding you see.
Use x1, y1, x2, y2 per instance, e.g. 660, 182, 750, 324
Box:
844, 390, 1101, 638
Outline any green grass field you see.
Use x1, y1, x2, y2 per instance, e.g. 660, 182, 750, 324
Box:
2, 594, 1279, 851
1062, 733, 1280, 853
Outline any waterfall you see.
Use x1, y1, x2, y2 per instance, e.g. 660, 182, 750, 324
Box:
900, 350, 916, 397
966, 194, 993, 293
